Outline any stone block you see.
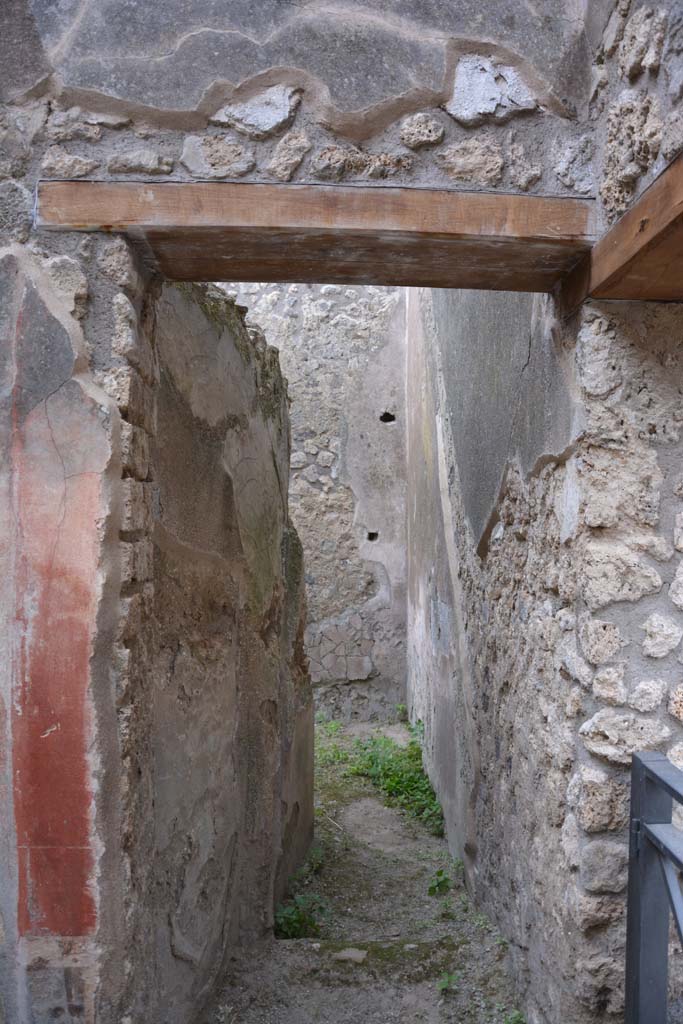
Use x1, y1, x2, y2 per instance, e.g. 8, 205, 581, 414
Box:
444, 55, 536, 126
567, 765, 628, 833
0, 180, 32, 242
641, 612, 683, 658
108, 148, 173, 174
436, 138, 504, 186
628, 679, 666, 712
593, 664, 627, 706
120, 480, 154, 535
180, 135, 255, 179
582, 542, 661, 611
121, 421, 150, 481
41, 146, 100, 178
112, 293, 155, 384
580, 708, 671, 764
211, 86, 301, 138
267, 129, 311, 181
579, 618, 625, 666
399, 113, 444, 149
580, 839, 628, 894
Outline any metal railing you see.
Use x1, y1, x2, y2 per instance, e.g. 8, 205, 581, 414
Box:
626, 752, 683, 1023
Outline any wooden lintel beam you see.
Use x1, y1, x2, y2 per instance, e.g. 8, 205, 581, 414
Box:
36, 180, 596, 294
568, 152, 683, 306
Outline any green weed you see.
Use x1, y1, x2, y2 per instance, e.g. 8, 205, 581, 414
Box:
428, 869, 452, 896
274, 893, 329, 939
503, 1013, 526, 1024
348, 734, 444, 836
437, 971, 460, 994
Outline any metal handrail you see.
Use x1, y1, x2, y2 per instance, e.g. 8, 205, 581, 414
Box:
626, 752, 683, 1022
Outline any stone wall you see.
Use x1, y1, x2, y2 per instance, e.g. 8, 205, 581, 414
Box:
226, 282, 407, 719
0, 227, 311, 1022
405, 5, 683, 1023
112, 280, 312, 1023
2, 0, 616, 236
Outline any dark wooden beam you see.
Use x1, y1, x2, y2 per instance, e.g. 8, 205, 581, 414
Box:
36, 180, 596, 293
567, 152, 683, 306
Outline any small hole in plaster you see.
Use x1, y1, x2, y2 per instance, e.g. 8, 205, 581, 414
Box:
379, 411, 396, 423
367, 531, 379, 542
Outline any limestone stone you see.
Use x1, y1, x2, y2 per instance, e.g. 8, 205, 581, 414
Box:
436, 139, 504, 187
107, 148, 173, 174
508, 139, 541, 191
267, 130, 311, 181
580, 445, 662, 530
290, 451, 308, 469
399, 113, 444, 149
569, 889, 625, 932
669, 686, 683, 722
577, 317, 622, 398
112, 293, 155, 384
618, 7, 668, 81
120, 421, 150, 481
600, 90, 662, 220
444, 56, 536, 126
581, 542, 662, 611
567, 765, 628, 833
580, 708, 671, 764
121, 480, 154, 535
662, 108, 683, 162
553, 135, 594, 195
48, 107, 102, 142
44, 256, 88, 319
41, 146, 100, 178
181, 136, 255, 179
210, 86, 301, 139
579, 618, 625, 666
0, 180, 32, 243
311, 145, 410, 181
641, 612, 683, 658
580, 840, 628, 894
669, 742, 683, 770
674, 512, 683, 553
669, 559, 683, 610
558, 635, 593, 688
628, 679, 666, 713
592, 664, 627, 706
98, 237, 141, 294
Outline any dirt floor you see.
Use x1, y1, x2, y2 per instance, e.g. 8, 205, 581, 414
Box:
203, 721, 524, 1024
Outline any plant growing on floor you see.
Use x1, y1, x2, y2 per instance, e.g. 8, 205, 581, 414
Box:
348, 734, 444, 835
274, 893, 329, 939
503, 1013, 526, 1024
437, 971, 460, 994
395, 703, 409, 722
428, 869, 452, 896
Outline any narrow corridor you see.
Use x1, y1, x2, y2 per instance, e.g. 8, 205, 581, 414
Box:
204, 721, 522, 1024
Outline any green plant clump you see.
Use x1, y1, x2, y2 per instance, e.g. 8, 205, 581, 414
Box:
349, 734, 444, 836
274, 893, 329, 939
437, 971, 460, 994
428, 869, 452, 896
503, 1013, 526, 1024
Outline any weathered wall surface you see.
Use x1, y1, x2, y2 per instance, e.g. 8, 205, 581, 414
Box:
2, 0, 616, 219
406, 6, 683, 1023
0, 243, 120, 1024
0, 217, 311, 1022
114, 281, 312, 1023
227, 282, 407, 719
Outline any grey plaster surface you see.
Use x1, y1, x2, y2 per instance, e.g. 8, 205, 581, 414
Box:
429, 288, 577, 546
23, 0, 593, 118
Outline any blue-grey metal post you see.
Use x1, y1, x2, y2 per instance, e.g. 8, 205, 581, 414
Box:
625, 752, 673, 1024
